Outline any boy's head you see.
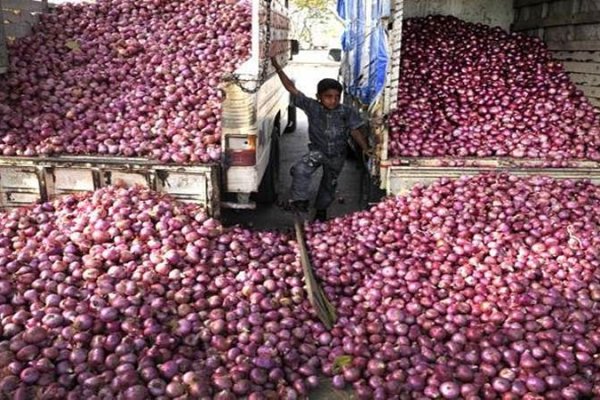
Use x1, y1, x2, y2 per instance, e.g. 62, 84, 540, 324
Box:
316, 79, 343, 110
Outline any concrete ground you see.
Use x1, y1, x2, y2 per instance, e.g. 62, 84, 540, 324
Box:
221, 51, 379, 399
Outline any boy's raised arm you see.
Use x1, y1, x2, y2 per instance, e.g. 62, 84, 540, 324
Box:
271, 57, 299, 96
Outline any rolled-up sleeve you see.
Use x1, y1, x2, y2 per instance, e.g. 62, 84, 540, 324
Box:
347, 107, 365, 130
293, 92, 319, 113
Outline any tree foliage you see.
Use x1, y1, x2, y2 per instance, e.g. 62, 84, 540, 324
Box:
291, 0, 331, 11
289, 0, 341, 48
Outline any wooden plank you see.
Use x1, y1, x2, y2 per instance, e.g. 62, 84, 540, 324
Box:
553, 50, 600, 62
0, 0, 7, 75
513, 11, 600, 31
579, 84, 600, 98
3, 10, 40, 24
3, 22, 31, 38
569, 72, 600, 86
1, 0, 45, 12
562, 60, 600, 74
515, 0, 548, 8
547, 40, 600, 51
587, 96, 600, 107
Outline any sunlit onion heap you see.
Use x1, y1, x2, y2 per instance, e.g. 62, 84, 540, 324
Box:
0, 186, 325, 399
307, 174, 600, 399
1, 174, 600, 399
388, 16, 600, 162
0, 0, 251, 163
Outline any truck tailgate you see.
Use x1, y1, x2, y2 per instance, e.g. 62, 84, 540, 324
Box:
381, 157, 600, 195
0, 156, 220, 216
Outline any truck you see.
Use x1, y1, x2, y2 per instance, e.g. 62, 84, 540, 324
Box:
0, 0, 298, 216
338, 0, 600, 196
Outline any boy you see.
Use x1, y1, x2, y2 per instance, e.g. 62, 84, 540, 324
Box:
271, 57, 371, 222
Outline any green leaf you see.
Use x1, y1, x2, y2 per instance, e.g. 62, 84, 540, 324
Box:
290, 0, 331, 11
332, 355, 353, 374
65, 40, 80, 51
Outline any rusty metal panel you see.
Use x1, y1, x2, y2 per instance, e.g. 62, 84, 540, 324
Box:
0, 167, 41, 208
157, 171, 208, 197
51, 168, 96, 197
154, 166, 220, 216
106, 170, 151, 188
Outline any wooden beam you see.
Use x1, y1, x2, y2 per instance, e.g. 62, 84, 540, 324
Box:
514, 0, 548, 7
569, 72, 600, 86
1, 0, 45, 12
579, 84, 600, 99
587, 96, 600, 108
3, 22, 31, 38
513, 11, 600, 31
562, 61, 600, 74
0, 0, 6, 76
547, 40, 600, 51
553, 51, 600, 62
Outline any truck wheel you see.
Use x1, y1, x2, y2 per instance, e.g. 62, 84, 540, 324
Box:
284, 104, 296, 133
255, 124, 280, 204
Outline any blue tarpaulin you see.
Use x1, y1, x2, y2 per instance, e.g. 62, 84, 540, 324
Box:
337, 0, 390, 106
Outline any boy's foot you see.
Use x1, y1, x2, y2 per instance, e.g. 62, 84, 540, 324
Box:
280, 199, 309, 213
314, 209, 327, 222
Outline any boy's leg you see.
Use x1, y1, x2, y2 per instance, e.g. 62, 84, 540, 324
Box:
314, 155, 345, 213
289, 151, 324, 206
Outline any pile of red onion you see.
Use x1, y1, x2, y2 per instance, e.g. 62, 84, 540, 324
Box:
307, 173, 600, 399
388, 16, 600, 162
0, 185, 333, 399
1, 173, 599, 399
0, 0, 251, 163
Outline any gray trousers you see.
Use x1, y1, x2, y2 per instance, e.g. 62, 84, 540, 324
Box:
290, 150, 345, 210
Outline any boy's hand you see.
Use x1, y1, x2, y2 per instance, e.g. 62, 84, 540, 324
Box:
271, 57, 281, 71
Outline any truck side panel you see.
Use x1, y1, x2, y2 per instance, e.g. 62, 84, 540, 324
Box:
0, 157, 220, 215
376, 0, 600, 196
222, 0, 291, 200
383, 158, 600, 195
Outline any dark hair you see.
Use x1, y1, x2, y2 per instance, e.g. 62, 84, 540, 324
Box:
317, 78, 343, 95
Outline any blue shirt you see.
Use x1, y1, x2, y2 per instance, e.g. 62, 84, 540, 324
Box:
293, 92, 365, 156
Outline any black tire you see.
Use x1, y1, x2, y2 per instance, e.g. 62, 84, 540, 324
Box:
255, 123, 280, 204
284, 104, 296, 133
